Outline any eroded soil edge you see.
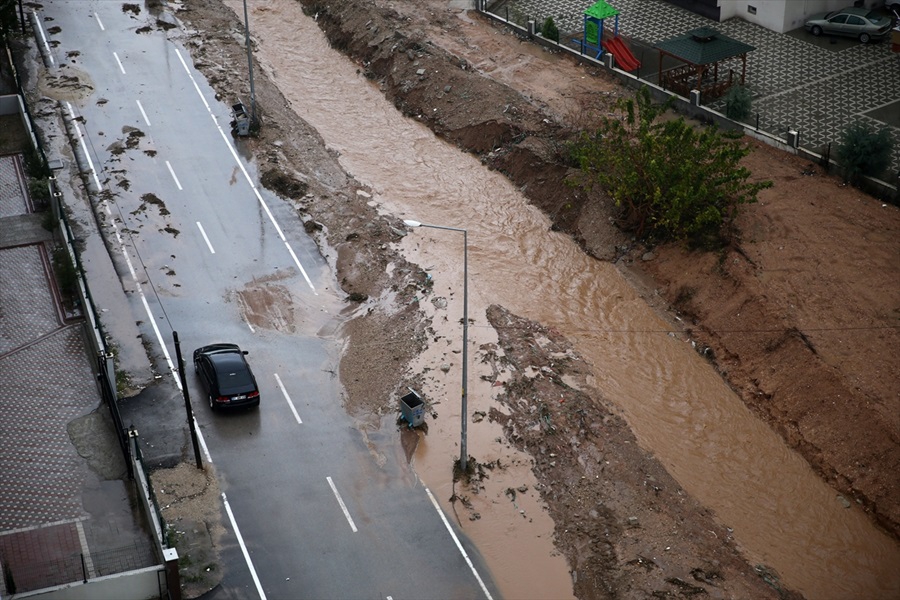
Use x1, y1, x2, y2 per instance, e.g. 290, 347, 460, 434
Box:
167, 0, 898, 597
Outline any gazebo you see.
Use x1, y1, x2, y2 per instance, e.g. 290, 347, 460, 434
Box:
655, 27, 754, 101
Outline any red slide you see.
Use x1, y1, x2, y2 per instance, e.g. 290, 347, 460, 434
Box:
602, 36, 641, 72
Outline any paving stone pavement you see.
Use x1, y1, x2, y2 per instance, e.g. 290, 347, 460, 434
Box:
499, 0, 900, 176
0, 155, 27, 218
0, 325, 97, 531
0, 245, 60, 355
0, 153, 156, 594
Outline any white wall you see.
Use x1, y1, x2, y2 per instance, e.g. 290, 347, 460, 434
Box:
718, 0, 887, 33
9, 566, 166, 600
719, 1, 790, 32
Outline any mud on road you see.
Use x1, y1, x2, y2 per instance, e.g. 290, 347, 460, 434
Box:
155, 0, 898, 597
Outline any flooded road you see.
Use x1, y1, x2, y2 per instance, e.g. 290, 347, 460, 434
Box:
225, 1, 900, 597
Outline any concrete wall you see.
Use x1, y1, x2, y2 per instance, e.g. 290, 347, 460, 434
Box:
9, 566, 164, 600
0, 94, 21, 115
719, 1, 790, 33
0, 94, 41, 158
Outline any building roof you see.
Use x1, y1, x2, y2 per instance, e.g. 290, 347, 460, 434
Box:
655, 27, 755, 65
585, 0, 620, 20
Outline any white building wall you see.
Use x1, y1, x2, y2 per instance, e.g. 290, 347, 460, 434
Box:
717, 0, 888, 34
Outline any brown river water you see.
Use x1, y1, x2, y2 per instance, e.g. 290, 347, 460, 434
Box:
223, 1, 900, 598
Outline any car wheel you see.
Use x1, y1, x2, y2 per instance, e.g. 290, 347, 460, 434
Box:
859, 33, 870, 44
811, 25, 822, 36
208, 394, 216, 411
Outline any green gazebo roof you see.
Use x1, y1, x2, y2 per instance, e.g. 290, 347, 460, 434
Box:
585, 0, 619, 20
655, 27, 755, 65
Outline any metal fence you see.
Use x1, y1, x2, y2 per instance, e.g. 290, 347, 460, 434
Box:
132, 432, 171, 551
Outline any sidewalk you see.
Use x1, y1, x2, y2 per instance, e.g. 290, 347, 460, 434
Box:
0, 153, 155, 594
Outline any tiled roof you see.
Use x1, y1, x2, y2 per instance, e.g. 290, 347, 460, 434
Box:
655, 27, 755, 64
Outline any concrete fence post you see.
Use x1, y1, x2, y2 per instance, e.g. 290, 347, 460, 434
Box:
163, 547, 181, 600
527, 20, 535, 37
604, 53, 614, 70
788, 130, 800, 148
690, 89, 701, 106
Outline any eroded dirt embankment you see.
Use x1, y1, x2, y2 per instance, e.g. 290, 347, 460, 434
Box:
169, 0, 898, 595
303, 0, 610, 244
298, 0, 900, 541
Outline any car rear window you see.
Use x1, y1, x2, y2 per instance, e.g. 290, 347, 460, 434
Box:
219, 369, 254, 393
211, 354, 255, 393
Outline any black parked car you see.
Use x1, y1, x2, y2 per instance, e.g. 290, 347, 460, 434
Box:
193, 343, 260, 410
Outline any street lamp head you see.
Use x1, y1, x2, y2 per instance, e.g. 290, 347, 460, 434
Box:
403, 219, 422, 228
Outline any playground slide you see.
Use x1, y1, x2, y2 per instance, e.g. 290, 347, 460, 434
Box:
602, 36, 641, 72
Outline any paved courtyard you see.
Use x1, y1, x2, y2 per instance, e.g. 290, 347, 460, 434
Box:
0, 154, 156, 594
497, 0, 900, 177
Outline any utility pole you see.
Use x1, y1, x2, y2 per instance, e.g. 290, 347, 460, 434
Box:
242, 0, 259, 131
173, 331, 203, 469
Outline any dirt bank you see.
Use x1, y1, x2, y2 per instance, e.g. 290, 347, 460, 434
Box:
296, 0, 899, 541
166, 0, 897, 597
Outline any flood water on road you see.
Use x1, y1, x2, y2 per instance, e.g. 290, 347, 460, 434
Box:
224, 1, 900, 597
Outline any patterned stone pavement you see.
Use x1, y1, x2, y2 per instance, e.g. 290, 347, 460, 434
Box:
498, 0, 900, 175
0, 155, 27, 218
0, 154, 156, 594
0, 325, 97, 531
0, 246, 60, 355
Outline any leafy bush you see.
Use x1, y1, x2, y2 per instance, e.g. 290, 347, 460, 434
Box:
41, 208, 58, 231
23, 146, 50, 179
28, 177, 51, 204
569, 86, 772, 247
724, 85, 752, 120
0, 0, 17, 41
52, 247, 78, 306
836, 121, 893, 183
541, 17, 559, 42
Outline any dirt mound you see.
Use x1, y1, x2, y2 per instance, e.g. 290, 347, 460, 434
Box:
483, 304, 796, 599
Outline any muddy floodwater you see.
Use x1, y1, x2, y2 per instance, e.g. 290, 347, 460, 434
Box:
225, 1, 900, 598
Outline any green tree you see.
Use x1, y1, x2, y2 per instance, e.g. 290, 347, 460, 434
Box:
0, 0, 17, 41
836, 120, 893, 184
724, 85, 752, 121
569, 86, 771, 246
541, 17, 559, 43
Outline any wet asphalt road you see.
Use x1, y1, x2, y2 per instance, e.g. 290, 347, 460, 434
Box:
38, 1, 498, 598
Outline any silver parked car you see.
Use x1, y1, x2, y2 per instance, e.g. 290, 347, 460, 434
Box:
804, 6, 892, 43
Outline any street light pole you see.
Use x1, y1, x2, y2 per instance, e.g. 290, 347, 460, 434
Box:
404, 219, 469, 473
242, 0, 258, 129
